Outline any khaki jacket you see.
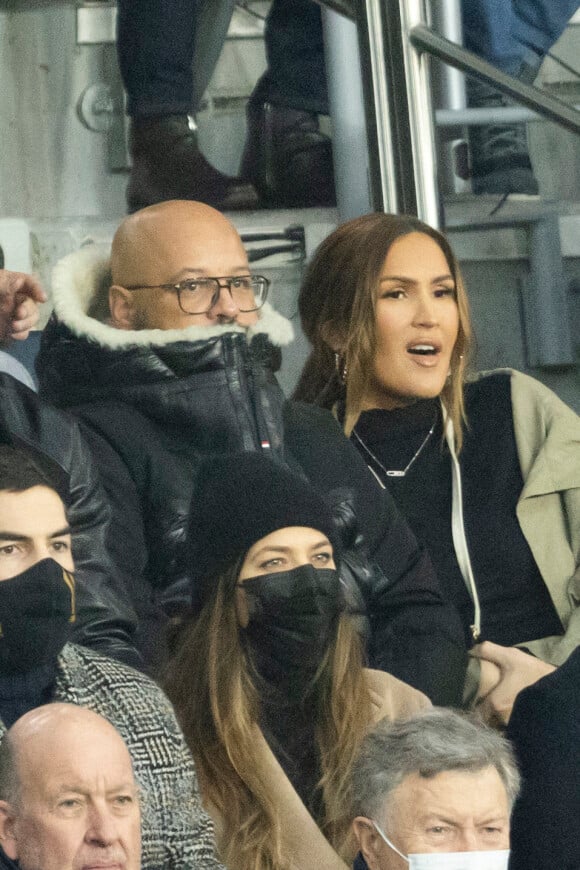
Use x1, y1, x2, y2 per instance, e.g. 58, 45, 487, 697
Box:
365, 666, 430, 724
211, 669, 428, 870
506, 369, 580, 665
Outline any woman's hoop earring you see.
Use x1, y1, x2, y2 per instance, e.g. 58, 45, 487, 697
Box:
334, 352, 347, 385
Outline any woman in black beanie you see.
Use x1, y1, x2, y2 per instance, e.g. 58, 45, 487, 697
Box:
164, 451, 427, 870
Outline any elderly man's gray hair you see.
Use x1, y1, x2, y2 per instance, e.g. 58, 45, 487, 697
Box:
351, 708, 520, 825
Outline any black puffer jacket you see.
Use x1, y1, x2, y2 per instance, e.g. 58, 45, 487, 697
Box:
37, 247, 467, 702
0, 373, 139, 668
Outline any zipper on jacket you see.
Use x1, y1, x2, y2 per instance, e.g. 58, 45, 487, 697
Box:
443, 407, 482, 642
224, 334, 274, 453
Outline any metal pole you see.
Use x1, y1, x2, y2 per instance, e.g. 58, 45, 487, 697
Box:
354, 0, 442, 223
322, 6, 373, 220
431, 0, 466, 115
398, 0, 441, 226
356, 0, 403, 213
431, 0, 470, 195
524, 215, 575, 368
436, 104, 580, 126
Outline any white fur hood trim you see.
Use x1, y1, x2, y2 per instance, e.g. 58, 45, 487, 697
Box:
50, 245, 294, 350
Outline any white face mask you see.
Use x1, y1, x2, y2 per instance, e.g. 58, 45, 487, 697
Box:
373, 821, 510, 870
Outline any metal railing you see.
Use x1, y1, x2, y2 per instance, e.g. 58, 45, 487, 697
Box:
315, 0, 580, 227
316, 0, 577, 368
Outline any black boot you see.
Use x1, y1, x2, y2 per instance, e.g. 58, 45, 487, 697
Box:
240, 103, 336, 208
127, 115, 259, 213
467, 76, 539, 195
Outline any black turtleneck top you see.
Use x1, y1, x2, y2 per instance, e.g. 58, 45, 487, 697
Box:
352, 372, 563, 648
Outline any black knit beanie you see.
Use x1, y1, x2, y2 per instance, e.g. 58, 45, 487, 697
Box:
188, 451, 341, 614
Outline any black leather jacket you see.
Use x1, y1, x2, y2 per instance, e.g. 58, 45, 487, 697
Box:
0, 849, 18, 870
0, 373, 139, 669
38, 309, 467, 703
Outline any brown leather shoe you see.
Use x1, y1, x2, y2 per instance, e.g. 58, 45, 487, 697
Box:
127, 115, 259, 213
240, 103, 336, 208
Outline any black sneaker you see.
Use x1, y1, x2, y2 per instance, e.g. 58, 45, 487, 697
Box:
467, 79, 539, 195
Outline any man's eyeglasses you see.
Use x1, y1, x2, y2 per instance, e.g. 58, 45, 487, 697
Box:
124, 275, 270, 315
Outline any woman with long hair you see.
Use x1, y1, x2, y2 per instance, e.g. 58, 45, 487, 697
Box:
164, 451, 427, 870
294, 212, 580, 721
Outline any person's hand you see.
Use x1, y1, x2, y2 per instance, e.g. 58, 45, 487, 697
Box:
471, 640, 555, 726
0, 270, 47, 343
475, 657, 502, 702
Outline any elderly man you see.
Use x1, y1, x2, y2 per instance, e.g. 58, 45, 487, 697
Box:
0, 443, 223, 870
36, 199, 467, 701
0, 704, 141, 870
351, 709, 519, 870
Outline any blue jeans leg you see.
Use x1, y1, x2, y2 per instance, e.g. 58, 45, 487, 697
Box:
461, 0, 579, 76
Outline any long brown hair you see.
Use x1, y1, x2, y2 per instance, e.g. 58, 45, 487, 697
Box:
164, 561, 372, 870
293, 213, 473, 449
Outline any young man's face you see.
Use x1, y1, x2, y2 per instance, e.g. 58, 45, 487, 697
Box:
0, 486, 74, 581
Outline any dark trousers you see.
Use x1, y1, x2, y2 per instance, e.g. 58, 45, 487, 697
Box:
117, 0, 576, 117
248, 0, 327, 115
117, 0, 201, 117
117, 0, 327, 117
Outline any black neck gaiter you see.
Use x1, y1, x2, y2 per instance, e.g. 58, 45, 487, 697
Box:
0, 558, 75, 674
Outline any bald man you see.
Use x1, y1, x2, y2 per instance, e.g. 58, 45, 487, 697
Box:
0, 705, 141, 870
36, 200, 467, 705
107, 200, 262, 331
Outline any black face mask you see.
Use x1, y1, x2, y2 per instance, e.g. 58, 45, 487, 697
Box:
241, 565, 343, 703
0, 559, 76, 674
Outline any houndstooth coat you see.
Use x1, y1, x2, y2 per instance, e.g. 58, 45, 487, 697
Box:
0, 643, 225, 870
